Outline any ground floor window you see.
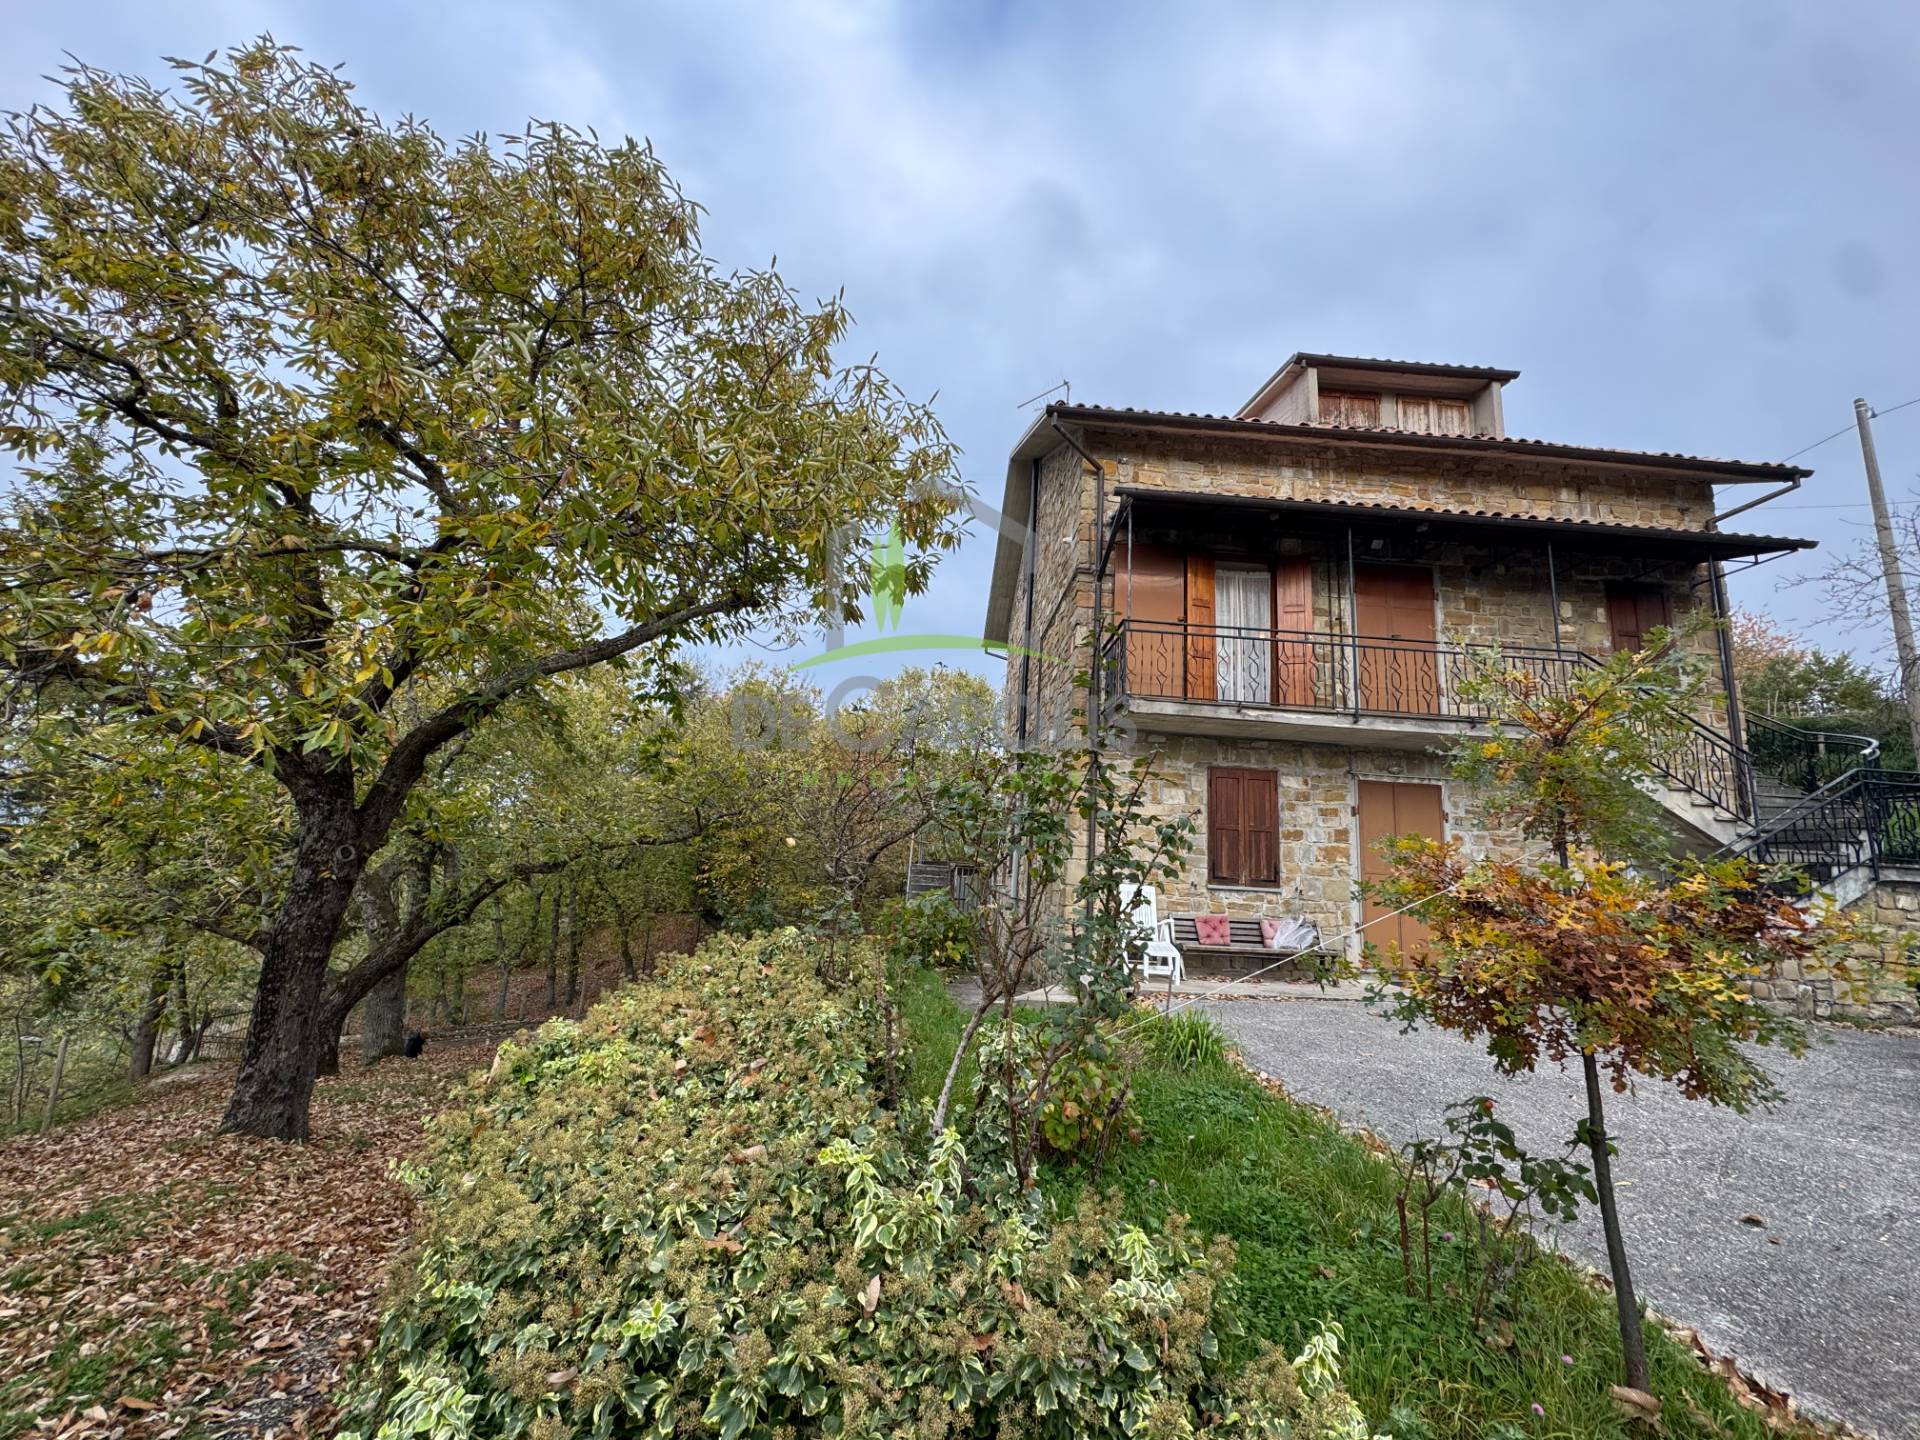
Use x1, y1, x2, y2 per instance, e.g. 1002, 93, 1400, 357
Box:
1207, 766, 1278, 886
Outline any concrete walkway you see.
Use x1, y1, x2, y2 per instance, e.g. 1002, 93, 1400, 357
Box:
1200, 996, 1920, 1439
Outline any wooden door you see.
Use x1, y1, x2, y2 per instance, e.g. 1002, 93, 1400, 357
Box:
1353, 563, 1438, 713
1185, 554, 1217, 701
1123, 542, 1186, 699
1605, 583, 1672, 657
1356, 780, 1444, 959
1272, 558, 1315, 707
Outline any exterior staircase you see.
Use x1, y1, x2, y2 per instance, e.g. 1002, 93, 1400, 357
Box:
1610, 687, 1898, 899
1697, 714, 1920, 908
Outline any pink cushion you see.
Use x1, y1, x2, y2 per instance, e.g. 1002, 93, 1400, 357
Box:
1194, 914, 1232, 946
1258, 917, 1287, 948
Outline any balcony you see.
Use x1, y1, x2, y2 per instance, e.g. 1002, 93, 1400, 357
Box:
1100, 619, 1762, 837
1101, 619, 1587, 748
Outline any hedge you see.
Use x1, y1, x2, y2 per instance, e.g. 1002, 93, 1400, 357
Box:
338, 931, 1378, 1440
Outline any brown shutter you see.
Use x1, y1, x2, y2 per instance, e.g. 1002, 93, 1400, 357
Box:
1244, 770, 1278, 885
1354, 564, 1438, 712
1185, 554, 1217, 701
1207, 768, 1242, 884
1209, 767, 1278, 887
1605, 583, 1672, 656
1124, 542, 1187, 699
1272, 558, 1314, 706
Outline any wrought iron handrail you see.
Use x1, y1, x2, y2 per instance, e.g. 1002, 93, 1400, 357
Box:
1102, 620, 1757, 821
1742, 712, 1881, 793
1561, 650, 1756, 821
1721, 766, 1920, 890
1102, 620, 1587, 723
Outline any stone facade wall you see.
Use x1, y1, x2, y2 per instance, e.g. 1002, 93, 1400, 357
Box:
1107, 429, 1718, 530
1121, 734, 1542, 965
1759, 874, 1920, 1023
1002, 443, 1096, 750
999, 425, 1738, 754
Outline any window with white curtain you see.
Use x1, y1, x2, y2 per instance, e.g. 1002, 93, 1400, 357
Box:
1215, 564, 1271, 703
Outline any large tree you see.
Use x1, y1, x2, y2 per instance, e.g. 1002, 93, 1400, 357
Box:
0, 43, 959, 1139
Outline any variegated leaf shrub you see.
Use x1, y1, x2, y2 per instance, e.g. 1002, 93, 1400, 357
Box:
338, 932, 1377, 1440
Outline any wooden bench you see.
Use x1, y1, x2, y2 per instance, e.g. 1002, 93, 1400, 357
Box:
1170, 916, 1321, 980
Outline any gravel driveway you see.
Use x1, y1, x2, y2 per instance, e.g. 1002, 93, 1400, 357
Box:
1200, 998, 1920, 1439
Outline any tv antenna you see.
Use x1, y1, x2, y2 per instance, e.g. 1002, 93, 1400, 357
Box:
1017, 379, 1071, 410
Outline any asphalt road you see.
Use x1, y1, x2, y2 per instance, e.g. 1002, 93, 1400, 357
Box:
1200, 998, 1920, 1439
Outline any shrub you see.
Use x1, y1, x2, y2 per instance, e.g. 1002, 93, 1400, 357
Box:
877, 890, 973, 970
1142, 1010, 1230, 1071
337, 931, 1377, 1440
973, 1014, 1139, 1163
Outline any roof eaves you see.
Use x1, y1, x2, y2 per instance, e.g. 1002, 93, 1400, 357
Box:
1049, 404, 1811, 482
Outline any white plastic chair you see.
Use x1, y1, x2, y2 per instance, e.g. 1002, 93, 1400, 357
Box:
1120, 882, 1185, 984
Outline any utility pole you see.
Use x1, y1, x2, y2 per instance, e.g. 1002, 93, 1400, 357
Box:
1856, 397, 1920, 768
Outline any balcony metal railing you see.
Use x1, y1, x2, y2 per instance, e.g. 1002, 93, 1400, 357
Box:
1100, 620, 1755, 822
1101, 620, 1588, 720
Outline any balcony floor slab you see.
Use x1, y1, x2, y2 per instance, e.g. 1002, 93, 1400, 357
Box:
1120, 695, 1489, 750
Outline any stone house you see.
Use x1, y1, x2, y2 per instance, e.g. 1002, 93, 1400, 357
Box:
982, 353, 1916, 1018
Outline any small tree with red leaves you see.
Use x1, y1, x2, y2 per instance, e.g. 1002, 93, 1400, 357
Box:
1373, 634, 1864, 1397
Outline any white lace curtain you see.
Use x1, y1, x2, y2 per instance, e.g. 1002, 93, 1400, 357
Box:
1215, 566, 1271, 703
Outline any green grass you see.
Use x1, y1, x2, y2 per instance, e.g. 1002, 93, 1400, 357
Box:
899, 967, 1803, 1440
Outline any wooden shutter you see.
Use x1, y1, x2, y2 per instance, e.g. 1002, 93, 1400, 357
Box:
1124, 542, 1187, 699
1207, 769, 1242, 884
1353, 564, 1438, 712
1321, 391, 1381, 428
1434, 399, 1471, 435
1243, 770, 1278, 885
1396, 396, 1432, 433
1605, 583, 1672, 656
1272, 558, 1315, 706
1185, 554, 1217, 701
1208, 767, 1278, 887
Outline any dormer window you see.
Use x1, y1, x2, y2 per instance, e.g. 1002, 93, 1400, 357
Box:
1320, 391, 1381, 428
1396, 397, 1472, 436
1238, 354, 1515, 437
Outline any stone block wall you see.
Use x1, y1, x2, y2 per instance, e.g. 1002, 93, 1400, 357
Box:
1120, 733, 1540, 964
1106, 429, 1718, 530
1761, 873, 1920, 1024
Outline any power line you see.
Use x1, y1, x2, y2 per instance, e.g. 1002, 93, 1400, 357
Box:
1781, 393, 1920, 463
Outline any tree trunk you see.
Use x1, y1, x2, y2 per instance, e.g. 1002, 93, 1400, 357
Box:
42, 1033, 71, 1131
164, 962, 190, 1065
492, 896, 512, 1021
219, 787, 364, 1142
564, 886, 582, 1008
314, 1005, 345, 1077
128, 972, 168, 1083
1582, 1050, 1650, 1392
11, 1017, 28, 1126
361, 960, 410, 1061
185, 1012, 214, 1063
545, 882, 562, 1010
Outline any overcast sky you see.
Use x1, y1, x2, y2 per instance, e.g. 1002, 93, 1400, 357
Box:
8, 2, 1918, 695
